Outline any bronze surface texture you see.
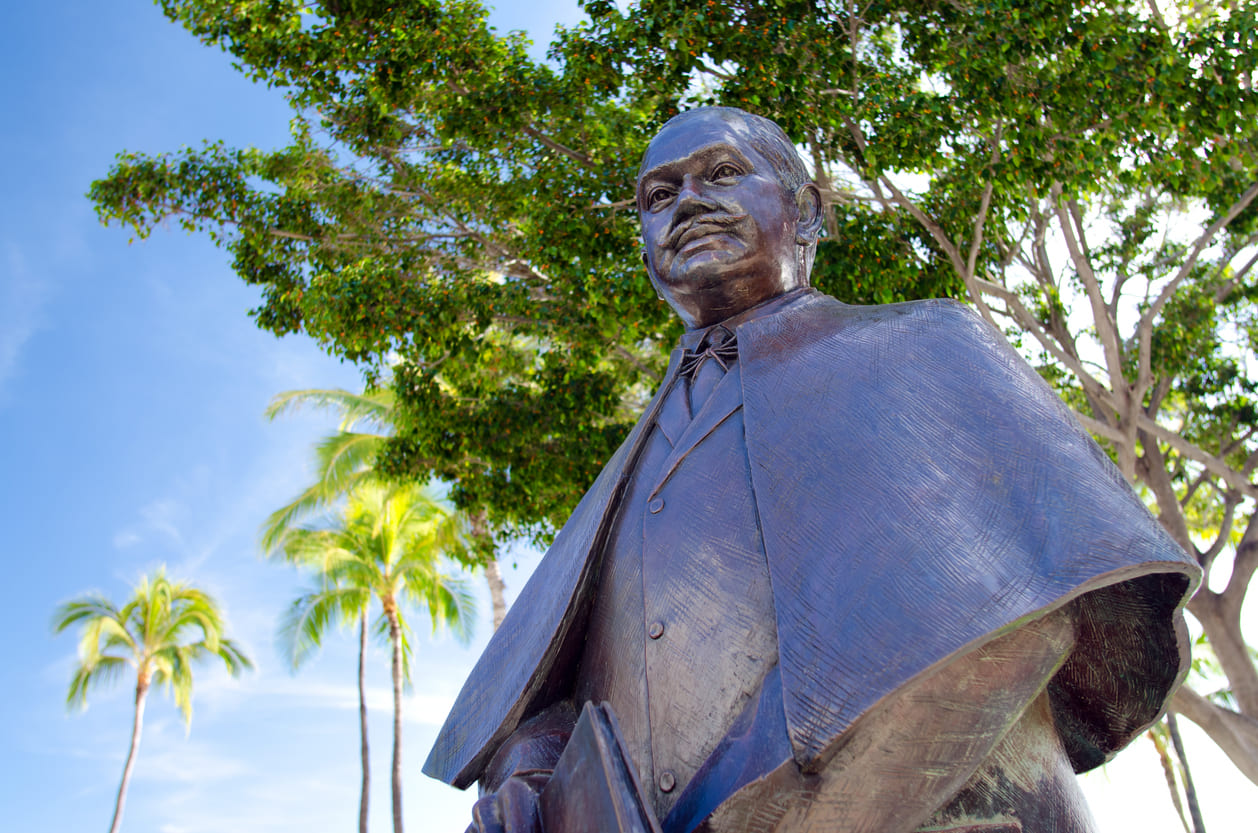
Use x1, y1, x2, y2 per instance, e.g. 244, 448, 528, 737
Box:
425, 107, 1200, 833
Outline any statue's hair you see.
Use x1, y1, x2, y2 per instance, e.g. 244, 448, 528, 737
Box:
639, 106, 812, 195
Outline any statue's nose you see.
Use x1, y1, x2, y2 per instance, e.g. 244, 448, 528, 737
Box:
675, 174, 717, 217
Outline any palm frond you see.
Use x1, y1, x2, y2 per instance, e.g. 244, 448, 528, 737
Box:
260, 432, 387, 553
262, 392, 482, 711
264, 387, 394, 433
51, 595, 122, 633
278, 585, 368, 670
65, 656, 130, 710
314, 431, 385, 492
54, 569, 252, 726
167, 645, 196, 726
404, 570, 476, 646
393, 610, 416, 689
215, 638, 254, 675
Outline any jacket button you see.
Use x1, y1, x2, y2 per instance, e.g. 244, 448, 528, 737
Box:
647, 621, 664, 639
648, 498, 664, 513
659, 770, 676, 792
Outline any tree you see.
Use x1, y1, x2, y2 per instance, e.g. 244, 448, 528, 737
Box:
270, 480, 474, 833
263, 385, 508, 628
91, 0, 671, 542
52, 569, 252, 833
90, 0, 1258, 801
275, 560, 376, 833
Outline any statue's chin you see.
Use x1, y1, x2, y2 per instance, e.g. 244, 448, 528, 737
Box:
662, 250, 755, 293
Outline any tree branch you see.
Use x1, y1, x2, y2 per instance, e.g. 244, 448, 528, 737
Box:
1054, 194, 1127, 396
964, 124, 1003, 278
1138, 427, 1194, 551
520, 126, 599, 170
970, 276, 1118, 416
1223, 518, 1258, 619
1215, 244, 1258, 305
967, 180, 996, 277
1138, 415, 1258, 499
1173, 685, 1258, 786
1140, 180, 1258, 348
1201, 491, 1242, 572
612, 343, 662, 384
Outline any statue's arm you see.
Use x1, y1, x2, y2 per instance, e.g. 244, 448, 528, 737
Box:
703, 605, 1077, 833
466, 701, 577, 833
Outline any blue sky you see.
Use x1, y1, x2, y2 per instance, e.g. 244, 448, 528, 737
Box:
1, 2, 1254, 832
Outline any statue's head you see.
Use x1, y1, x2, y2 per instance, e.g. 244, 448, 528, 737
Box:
636, 107, 823, 329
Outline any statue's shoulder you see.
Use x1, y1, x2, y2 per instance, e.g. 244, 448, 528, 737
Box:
799, 292, 979, 328
756, 292, 993, 359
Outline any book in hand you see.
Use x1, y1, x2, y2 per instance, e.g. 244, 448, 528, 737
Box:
538, 701, 664, 833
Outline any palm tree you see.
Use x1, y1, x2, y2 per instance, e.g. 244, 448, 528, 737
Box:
277, 574, 373, 833
52, 569, 252, 833
263, 386, 486, 833
272, 480, 474, 833
263, 387, 509, 629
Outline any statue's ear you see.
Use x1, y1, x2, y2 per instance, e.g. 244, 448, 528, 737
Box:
794, 183, 824, 246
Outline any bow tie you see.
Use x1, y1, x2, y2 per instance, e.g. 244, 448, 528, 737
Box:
678, 325, 738, 380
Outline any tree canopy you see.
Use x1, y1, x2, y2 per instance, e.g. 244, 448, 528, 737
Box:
91, 0, 1258, 805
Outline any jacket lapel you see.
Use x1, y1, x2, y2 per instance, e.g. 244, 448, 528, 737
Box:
654, 377, 691, 447
651, 364, 743, 494
424, 349, 685, 788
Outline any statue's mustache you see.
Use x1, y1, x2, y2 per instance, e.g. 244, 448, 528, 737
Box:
667, 213, 748, 249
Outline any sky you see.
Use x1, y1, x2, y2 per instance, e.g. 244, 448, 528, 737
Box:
0, 2, 1254, 832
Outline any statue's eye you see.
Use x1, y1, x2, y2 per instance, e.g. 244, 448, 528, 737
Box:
645, 186, 673, 208
711, 163, 742, 181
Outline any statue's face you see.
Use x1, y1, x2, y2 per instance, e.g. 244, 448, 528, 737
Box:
637, 111, 808, 329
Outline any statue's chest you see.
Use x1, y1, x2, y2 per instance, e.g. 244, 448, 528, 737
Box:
575, 409, 778, 822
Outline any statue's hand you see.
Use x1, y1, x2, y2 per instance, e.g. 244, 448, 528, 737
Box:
467, 701, 576, 833
466, 771, 551, 833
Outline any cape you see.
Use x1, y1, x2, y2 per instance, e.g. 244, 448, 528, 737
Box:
424, 292, 1199, 790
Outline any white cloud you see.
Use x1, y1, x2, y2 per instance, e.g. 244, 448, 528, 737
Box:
194, 672, 455, 726
110, 497, 187, 557
0, 241, 53, 401
112, 530, 142, 549
133, 739, 252, 784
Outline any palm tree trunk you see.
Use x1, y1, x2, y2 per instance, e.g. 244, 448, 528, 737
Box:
358, 611, 370, 833
484, 559, 507, 632
469, 510, 507, 632
387, 608, 404, 833
109, 676, 148, 833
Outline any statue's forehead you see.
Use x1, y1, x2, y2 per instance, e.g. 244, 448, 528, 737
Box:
640, 112, 757, 178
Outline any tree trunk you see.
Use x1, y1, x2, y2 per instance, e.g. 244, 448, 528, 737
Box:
484, 560, 507, 632
468, 509, 507, 632
358, 611, 370, 833
1190, 591, 1258, 718
109, 676, 148, 833
387, 607, 404, 833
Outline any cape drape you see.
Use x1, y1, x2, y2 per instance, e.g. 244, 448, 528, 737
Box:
424, 292, 1198, 791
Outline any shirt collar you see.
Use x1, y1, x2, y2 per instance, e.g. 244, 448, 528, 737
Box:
678, 286, 813, 351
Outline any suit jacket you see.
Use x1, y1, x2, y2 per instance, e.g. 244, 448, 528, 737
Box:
424, 291, 1199, 800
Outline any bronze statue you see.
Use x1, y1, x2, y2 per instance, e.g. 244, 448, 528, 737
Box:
424, 107, 1201, 833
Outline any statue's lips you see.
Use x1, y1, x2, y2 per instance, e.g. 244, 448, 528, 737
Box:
669, 215, 747, 252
